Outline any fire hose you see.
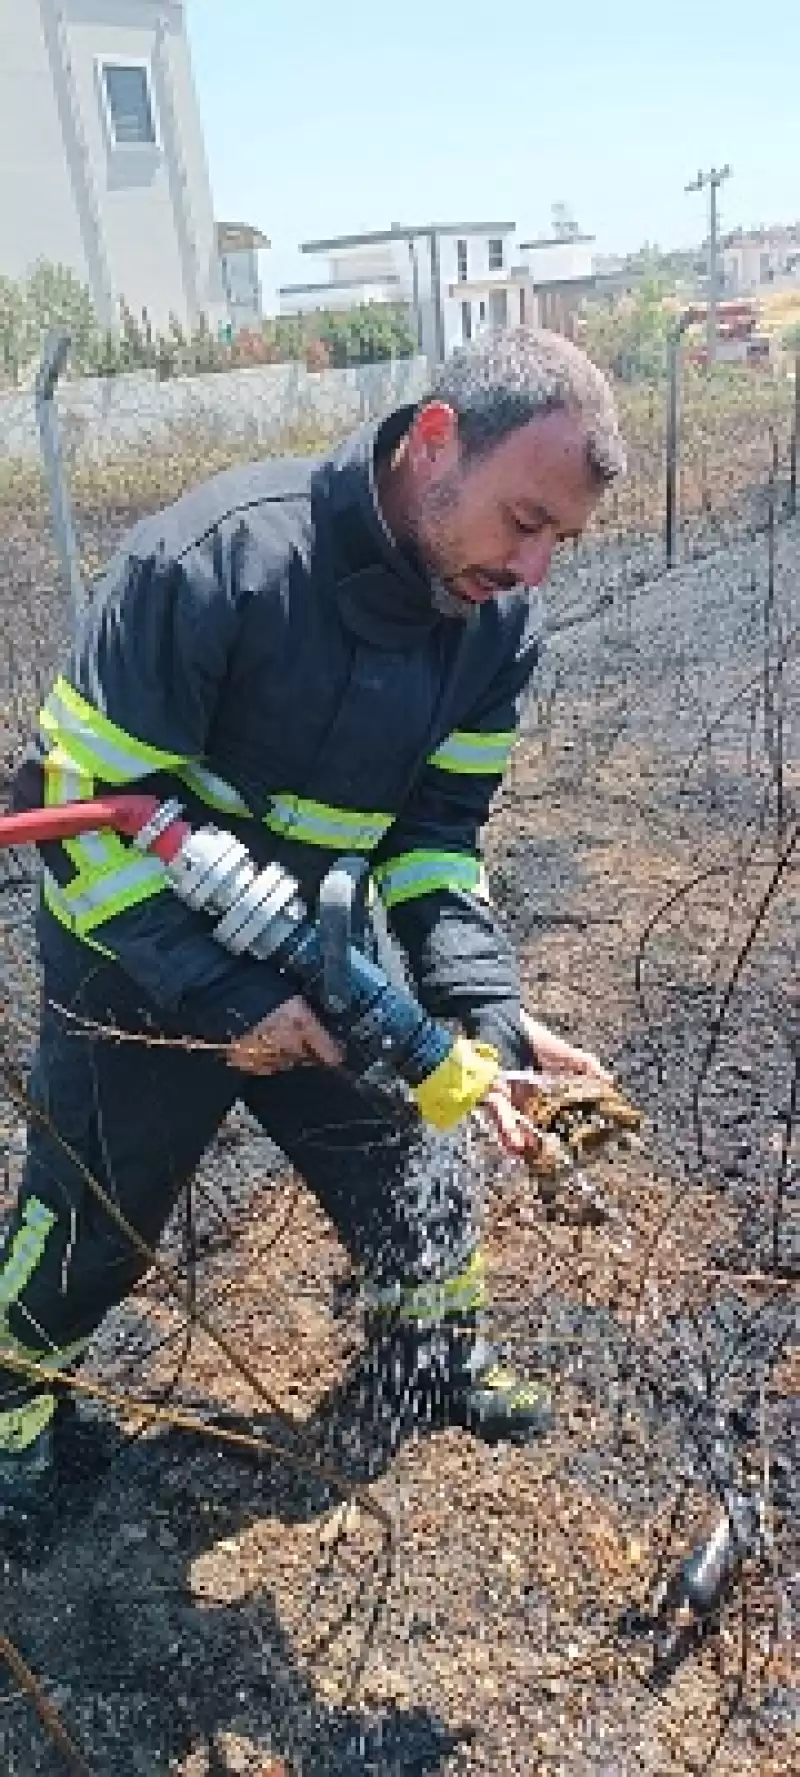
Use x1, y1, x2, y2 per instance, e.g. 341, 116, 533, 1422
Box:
0, 791, 501, 1131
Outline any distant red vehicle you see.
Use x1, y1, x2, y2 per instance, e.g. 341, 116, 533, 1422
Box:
681, 299, 772, 366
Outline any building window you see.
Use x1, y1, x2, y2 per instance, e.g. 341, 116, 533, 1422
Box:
489, 288, 508, 329
488, 237, 504, 271
457, 239, 468, 282
478, 300, 486, 323
461, 300, 472, 343
519, 287, 526, 324
100, 62, 157, 146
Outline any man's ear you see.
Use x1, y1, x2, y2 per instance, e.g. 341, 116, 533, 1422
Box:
409, 401, 460, 468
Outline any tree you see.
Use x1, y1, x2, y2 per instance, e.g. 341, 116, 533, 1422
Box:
315, 303, 416, 367
0, 275, 36, 386
580, 277, 672, 381
25, 260, 100, 371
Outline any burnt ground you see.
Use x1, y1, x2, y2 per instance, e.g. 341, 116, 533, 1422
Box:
0, 501, 798, 1775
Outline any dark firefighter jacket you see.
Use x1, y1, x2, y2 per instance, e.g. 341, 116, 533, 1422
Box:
20, 407, 544, 1068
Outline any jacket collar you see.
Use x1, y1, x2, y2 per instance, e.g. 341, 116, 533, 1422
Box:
321, 408, 476, 648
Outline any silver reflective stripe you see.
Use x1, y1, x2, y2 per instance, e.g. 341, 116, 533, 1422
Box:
43, 742, 94, 805
41, 685, 174, 783
53, 763, 87, 802
179, 763, 250, 815
43, 868, 72, 923
374, 850, 481, 907
68, 832, 115, 869
44, 855, 166, 922
428, 729, 515, 774
0, 1198, 56, 1310
265, 795, 392, 850
362, 1250, 486, 1324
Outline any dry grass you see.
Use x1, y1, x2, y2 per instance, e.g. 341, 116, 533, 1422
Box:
0, 365, 794, 580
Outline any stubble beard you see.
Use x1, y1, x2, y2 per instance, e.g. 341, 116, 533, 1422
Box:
412, 481, 477, 621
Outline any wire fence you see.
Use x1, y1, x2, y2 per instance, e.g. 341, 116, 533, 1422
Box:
0, 355, 798, 1775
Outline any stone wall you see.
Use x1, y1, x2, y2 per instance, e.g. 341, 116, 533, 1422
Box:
0, 355, 431, 464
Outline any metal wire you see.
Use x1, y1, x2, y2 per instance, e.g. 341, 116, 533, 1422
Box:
1, 362, 798, 1775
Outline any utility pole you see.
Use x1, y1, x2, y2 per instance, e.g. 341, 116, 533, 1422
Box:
685, 165, 732, 364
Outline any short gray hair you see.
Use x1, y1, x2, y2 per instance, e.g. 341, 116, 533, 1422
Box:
426, 326, 627, 483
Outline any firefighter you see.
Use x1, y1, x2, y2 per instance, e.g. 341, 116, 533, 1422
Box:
0, 327, 625, 1515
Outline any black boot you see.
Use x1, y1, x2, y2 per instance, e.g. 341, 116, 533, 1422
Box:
363, 1249, 554, 1447
442, 1313, 554, 1442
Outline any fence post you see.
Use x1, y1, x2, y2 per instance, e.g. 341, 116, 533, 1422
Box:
664, 313, 693, 568
35, 331, 85, 641
665, 333, 680, 568
790, 352, 799, 518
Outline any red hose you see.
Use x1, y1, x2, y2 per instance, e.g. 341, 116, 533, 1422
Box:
0, 795, 189, 863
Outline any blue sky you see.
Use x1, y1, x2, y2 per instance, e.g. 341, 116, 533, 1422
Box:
187, 0, 800, 309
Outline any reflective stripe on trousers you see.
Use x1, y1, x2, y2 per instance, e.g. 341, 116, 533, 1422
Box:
361, 1248, 487, 1326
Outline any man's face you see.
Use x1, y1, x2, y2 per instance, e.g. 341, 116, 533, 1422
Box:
406, 404, 605, 610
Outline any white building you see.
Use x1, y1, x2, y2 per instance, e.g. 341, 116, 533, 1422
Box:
217, 222, 270, 333
280, 222, 536, 359
518, 231, 597, 334
720, 227, 800, 295
0, 0, 237, 335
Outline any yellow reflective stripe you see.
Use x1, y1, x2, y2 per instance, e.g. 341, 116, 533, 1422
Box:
41, 743, 139, 878
42, 873, 117, 958
428, 729, 516, 775
373, 849, 483, 907
43, 743, 94, 807
474, 1367, 550, 1411
65, 831, 135, 889
0, 1197, 56, 1312
0, 1394, 56, 1453
265, 794, 393, 851
364, 1249, 487, 1324
178, 762, 250, 816
43, 856, 168, 933
0, 1203, 89, 1446
40, 677, 189, 784
66, 831, 120, 869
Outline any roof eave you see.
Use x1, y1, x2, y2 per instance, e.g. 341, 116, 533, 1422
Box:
301, 222, 516, 253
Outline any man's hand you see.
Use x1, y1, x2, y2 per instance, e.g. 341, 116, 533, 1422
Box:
483, 1010, 613, 1156
227, 996, 342, 1076
518, 1010, 613, 1086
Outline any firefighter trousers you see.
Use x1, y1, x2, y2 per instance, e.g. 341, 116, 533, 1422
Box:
0, 913, 479, 1411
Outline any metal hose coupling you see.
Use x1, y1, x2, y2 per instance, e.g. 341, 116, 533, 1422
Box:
159, 822, 500, 1129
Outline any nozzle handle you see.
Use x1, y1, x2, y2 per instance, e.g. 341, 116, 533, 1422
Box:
317, 856, 371, 1015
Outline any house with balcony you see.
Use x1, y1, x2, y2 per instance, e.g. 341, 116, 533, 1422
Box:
280, 221, 535, 359
279, 237, 407, 313
0, 0, 264, 337
720, 226, 800, 295
518, 229, 597, 335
